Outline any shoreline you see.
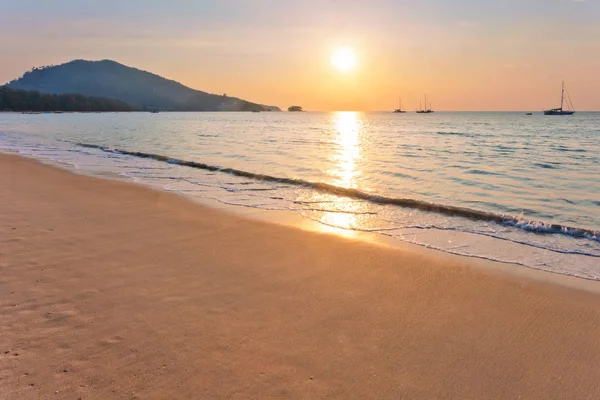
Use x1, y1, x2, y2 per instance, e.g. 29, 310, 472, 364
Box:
11, 150, 600, 294
2, 153, 600, 399
199, 195, 600, 293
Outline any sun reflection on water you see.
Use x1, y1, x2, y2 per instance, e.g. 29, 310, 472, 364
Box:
330, 111, 361, 189
297, 112, 370, 238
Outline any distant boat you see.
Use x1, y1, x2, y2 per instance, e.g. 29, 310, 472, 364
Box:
544, 82, 575, 116
393, 97, 406, 113
150, 110, 159, 114
416, 95, 434, 113
526, 112, 533, 115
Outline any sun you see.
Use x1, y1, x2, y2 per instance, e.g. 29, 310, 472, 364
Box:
331, 47, 357, 72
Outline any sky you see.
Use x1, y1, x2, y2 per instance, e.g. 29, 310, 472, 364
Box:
1, 0, 599, 111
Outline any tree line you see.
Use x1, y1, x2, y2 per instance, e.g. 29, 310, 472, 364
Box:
0, 86, 136, 112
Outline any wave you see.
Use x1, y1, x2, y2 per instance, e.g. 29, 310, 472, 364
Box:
436, 131, 474, 137
533, 162, 560, 170
300, 216, 600, 280
76, 142, 600, 242
466, 169, 501, 176
392, 224, 600, 258
552, 146, 586, 153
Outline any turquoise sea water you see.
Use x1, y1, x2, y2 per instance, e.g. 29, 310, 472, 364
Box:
1, 111, 599, 279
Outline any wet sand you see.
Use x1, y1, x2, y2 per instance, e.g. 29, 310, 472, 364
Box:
1, 153, 599, 399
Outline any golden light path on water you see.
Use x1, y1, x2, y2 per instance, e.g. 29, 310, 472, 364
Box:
300, 112, 370, 238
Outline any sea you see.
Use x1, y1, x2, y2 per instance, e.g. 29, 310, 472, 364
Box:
1, 111, 599, 280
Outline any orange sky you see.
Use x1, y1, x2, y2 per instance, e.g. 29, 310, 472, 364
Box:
1, 0, 599, 111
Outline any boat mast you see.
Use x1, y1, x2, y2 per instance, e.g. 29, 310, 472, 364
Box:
425, 95, 427, 111
561, 81, 565, 111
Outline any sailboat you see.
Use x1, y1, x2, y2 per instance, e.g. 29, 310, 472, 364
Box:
544, 82, 575, 115
393, 97, 406, 113
416, 95, 434, 113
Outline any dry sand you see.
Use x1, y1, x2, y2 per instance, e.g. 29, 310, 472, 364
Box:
1, 153, 599, 400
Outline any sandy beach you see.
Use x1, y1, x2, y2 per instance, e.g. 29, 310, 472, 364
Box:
1, 153, 600, 399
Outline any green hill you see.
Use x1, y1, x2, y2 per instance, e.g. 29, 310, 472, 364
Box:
6, 60, 280, 112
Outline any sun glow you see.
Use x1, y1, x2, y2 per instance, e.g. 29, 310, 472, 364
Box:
331, 47, 357, 72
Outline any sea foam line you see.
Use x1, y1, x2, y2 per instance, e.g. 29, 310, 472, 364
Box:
75, 142, 600, 242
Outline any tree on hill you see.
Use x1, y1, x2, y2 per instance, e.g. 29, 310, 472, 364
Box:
0, 86, 136, 112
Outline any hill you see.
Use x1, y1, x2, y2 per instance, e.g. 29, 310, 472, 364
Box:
0, 86, 135, 112
5, 60, 281, 112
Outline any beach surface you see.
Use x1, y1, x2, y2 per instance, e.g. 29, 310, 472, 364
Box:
1, 153, 599, 400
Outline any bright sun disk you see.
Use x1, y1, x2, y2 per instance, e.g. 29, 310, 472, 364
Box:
331, 47, 357, 72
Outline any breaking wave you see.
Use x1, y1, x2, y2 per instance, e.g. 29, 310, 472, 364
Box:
76, 142, 600, 242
